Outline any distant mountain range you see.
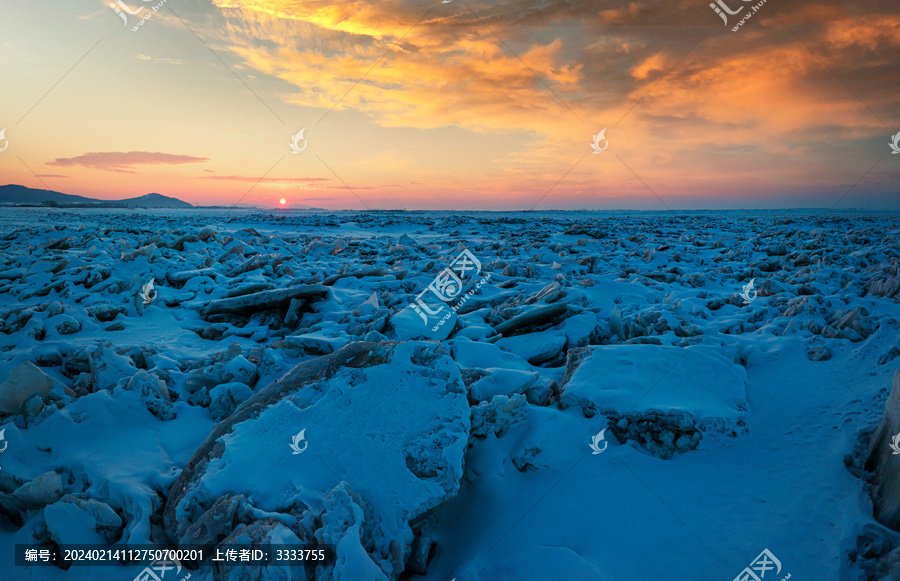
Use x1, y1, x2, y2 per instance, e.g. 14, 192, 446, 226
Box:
0, 185, 193, 208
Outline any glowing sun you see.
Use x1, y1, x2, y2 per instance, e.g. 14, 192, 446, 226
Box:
279, 198, 286, 205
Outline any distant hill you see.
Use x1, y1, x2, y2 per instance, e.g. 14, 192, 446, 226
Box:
0, 185, 96, 206
0, 185, 192, 208
283, 204, 326, 210
118, 192, 192, 208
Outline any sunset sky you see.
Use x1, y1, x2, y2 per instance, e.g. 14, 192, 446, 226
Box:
1, 0, 898, 209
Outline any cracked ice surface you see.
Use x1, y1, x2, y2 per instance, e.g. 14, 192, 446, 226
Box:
0, 208, 899, 580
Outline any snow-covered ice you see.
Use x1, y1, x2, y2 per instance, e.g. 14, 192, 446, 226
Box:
1, 208, 900, 580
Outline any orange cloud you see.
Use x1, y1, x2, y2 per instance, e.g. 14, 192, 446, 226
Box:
619, 14, 900, 140
200, 175, 331, 183
49, 152, 210, 174
142, 0, 900, 206
210, 1, 587, 134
